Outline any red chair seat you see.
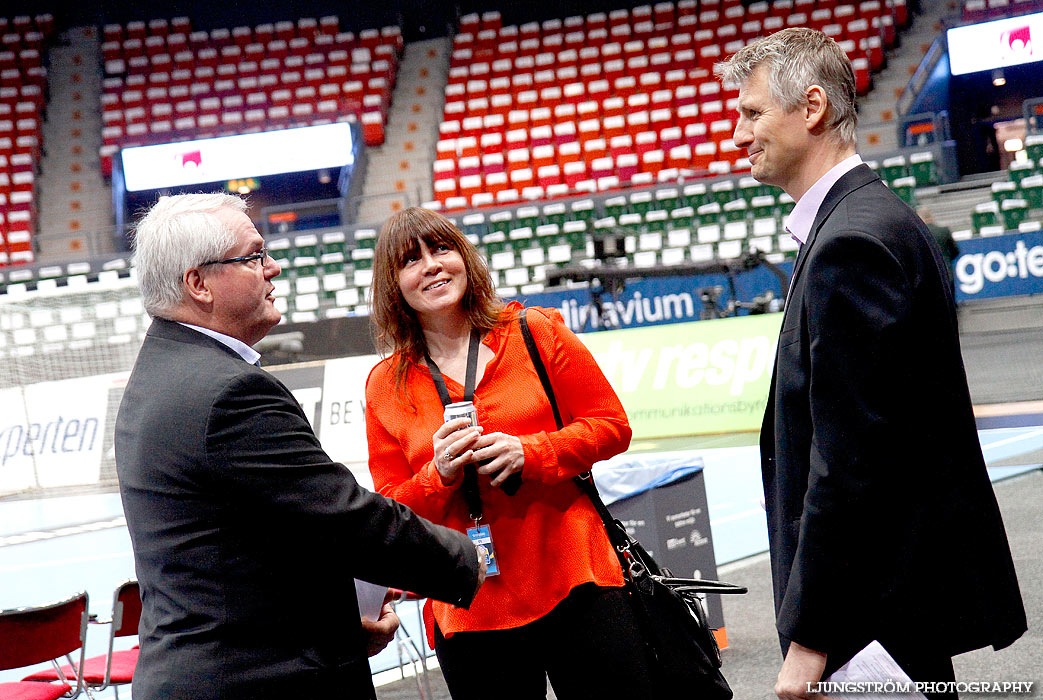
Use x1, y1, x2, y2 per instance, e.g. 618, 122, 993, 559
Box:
0, 681, 72, 700
23, 647, 139, 685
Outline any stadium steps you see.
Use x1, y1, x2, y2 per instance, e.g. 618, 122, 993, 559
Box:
35, 26, 115, 261
857, 0, 959, 155
355, 37, 452, 226
918, 170, 1008, 231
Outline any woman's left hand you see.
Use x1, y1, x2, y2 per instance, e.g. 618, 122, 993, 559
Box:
471, 432, 524, 487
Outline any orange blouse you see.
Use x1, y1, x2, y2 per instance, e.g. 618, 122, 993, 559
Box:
365, 302, 630, 635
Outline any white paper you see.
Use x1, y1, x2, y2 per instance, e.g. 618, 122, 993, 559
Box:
354, 579, 388, 621
822, 640, 928, 700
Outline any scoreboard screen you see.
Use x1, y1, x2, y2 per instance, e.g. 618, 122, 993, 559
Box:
120, 123, 356, 192
947, 11, 1043, 76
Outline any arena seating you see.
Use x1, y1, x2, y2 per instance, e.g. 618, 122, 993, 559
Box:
961, 0, 1043, 21
0, 13, 54, 268
98, 16, 403, 176
430, 0, 907, 210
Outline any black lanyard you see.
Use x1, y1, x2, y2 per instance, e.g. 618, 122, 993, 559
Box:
425, 329, 483, 521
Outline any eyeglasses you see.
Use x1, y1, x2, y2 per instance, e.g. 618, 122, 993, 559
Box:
200, 248, 269, 268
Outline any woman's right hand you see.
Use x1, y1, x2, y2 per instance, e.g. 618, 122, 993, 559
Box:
433, 417, 483, 485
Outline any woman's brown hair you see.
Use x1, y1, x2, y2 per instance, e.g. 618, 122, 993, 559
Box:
370, 207, 504, 396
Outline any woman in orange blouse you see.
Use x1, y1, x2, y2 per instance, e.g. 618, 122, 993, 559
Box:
365, 207, 653, 699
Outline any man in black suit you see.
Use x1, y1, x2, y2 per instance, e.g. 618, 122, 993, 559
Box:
116, 193, 484, 700
716, 29, 1025, 700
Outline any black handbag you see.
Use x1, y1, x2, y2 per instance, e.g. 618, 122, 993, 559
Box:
518, 308, 747, 699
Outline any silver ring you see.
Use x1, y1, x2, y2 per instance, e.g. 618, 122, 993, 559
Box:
444, 449, 453, 461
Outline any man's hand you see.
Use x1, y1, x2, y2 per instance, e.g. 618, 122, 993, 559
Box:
361, 600, 400, 657
775, 642, 830, 700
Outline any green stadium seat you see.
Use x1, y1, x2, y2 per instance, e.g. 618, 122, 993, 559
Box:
670, 206, 694, 229
992, 181, 1019, 203
696, 223, 721, 244
489, 246, 517, 272
696, 202, 722, 226
461, 213, 487, 240
1025, 134, 1043, 164
628, 190, 654, 216
502, 229, 531, 260
536, 223, 563, 250
268, 237, 293, 266
322, 231, 347, 256
604, 196, 628, 221
489, 210, 514, 234
749, 236, 774, 254
661, 247, 686, 266
723, 220, 749, 240
563, 219, 589, 251
722, 198, 749, 223
542, 202, 567, 227
750, 194, 776, 220
971, 201, 999, 232
294, 233, 319, 258
632, 250, 658, 268
654, 187, 680, 212
335, 287, 361, 309
481, 231, 508, 256
1000, 199, 1029, 230
619, 212, 643, 231
710, 179, 737, 206
753, 217, 778, 237
778, 192, 795, 216
515, 206, 540, 231
683, 182, 709, 208
881, 155, 909, 184
667, 228, 692, 248
890, 176, 917, 205
718, 240, 743, 259
1019, 175, 1043, 208
518, 243, 546, 269
690, 243, 715, 262
354, 228, 377, 250
645, 209, 669, 232
352, 247, 374, 270
909, 151, 936, 187
570, 199, 595, 227
1008, 160, 1035, 186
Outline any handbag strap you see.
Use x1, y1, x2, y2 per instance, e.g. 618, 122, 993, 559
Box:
517, 308, 632, 554
518, 308, 746, 594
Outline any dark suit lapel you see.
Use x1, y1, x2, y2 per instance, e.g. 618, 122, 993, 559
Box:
786, 164, 881, 302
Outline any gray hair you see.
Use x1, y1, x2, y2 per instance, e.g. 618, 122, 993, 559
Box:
131, 193, 247, 318
715, 27, 858, 146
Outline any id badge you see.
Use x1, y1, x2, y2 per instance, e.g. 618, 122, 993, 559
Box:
467, 524, 500, 576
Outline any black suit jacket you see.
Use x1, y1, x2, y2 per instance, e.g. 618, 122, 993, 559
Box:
760, 165, 1026, 663
115, 319, 480, 700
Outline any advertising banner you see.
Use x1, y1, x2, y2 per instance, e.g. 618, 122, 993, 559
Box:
579, 314, 781, 438
0, 375, 115, 493
514, 263, 791, 333
317, 354, 381, 488
954, 230, 1043, 301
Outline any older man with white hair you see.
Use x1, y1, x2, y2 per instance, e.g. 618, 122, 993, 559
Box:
116, 193, 484, 700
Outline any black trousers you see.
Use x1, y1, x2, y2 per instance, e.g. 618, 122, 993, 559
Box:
434, 583, 654, 700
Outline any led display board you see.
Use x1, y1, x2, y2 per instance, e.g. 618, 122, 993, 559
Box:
120, 123, 356, 192
947, 11, 1043, 76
